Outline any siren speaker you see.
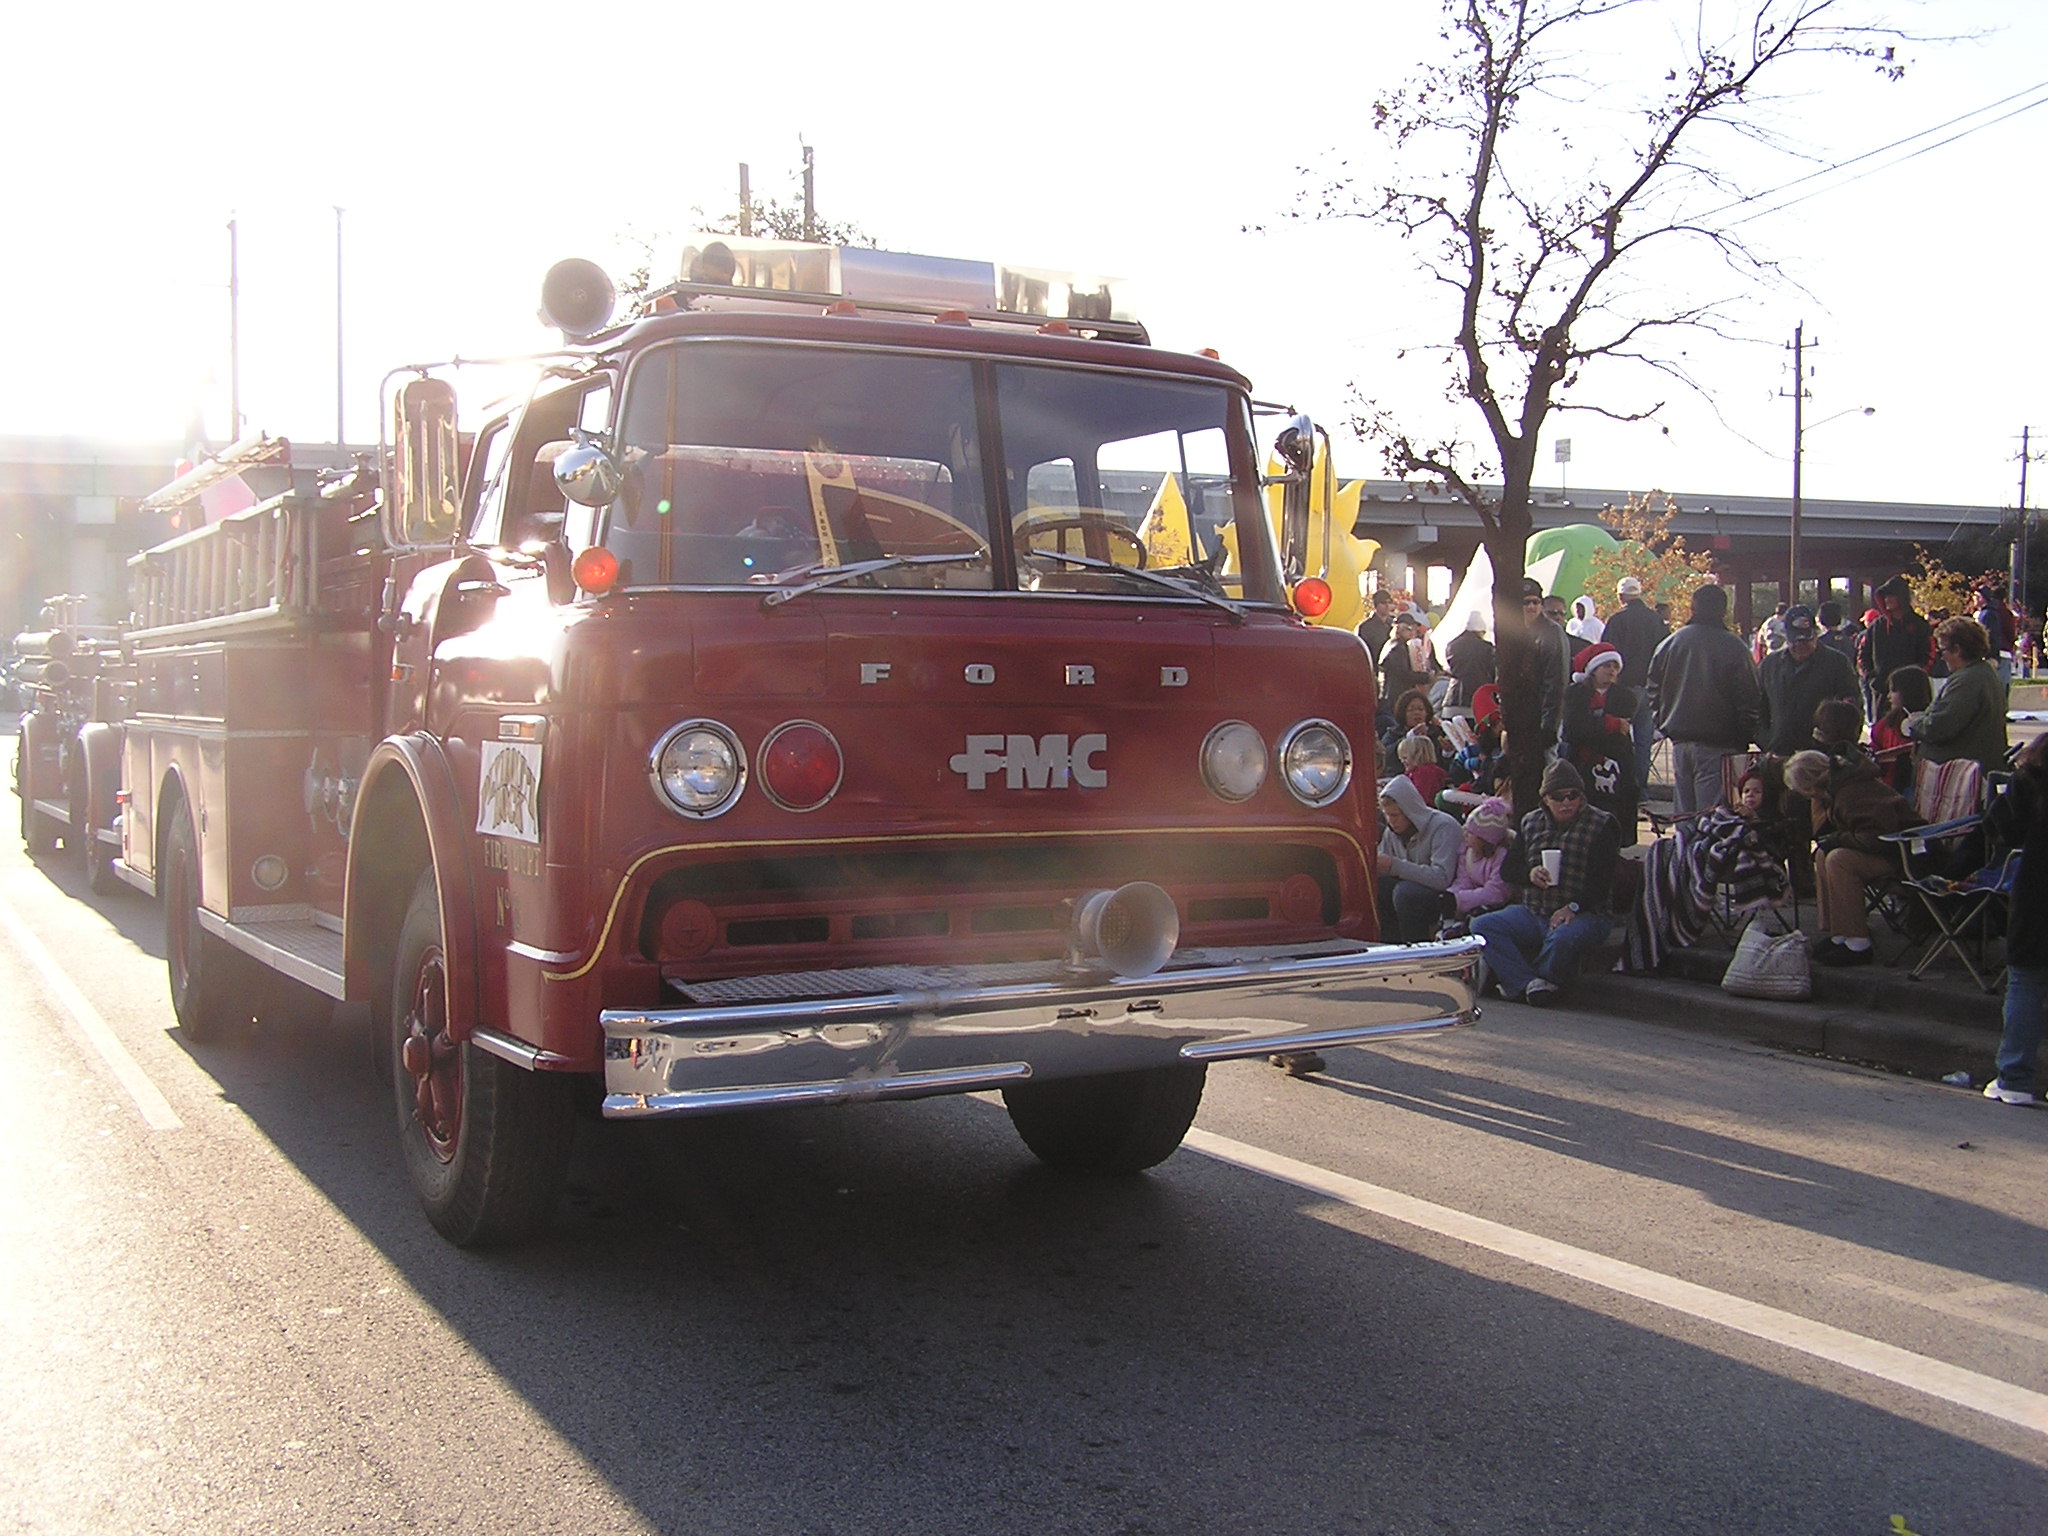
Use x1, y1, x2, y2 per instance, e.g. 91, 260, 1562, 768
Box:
1070, 882, 1180, 978
539, 259, 616, 339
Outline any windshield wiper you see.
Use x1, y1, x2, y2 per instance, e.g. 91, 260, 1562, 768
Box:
1026, 551, 1247, 622
759, 551, 988, 609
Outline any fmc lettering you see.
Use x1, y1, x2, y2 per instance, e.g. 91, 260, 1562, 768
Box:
949, 734, 1108, 791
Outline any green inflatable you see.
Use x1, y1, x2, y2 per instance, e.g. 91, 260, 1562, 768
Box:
1524, 523, 1619, 605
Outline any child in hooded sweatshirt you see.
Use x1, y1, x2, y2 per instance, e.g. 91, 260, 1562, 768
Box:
1443, 796, 1516, 923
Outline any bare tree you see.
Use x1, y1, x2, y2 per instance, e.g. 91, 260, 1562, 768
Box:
1315, 0, 1904, 803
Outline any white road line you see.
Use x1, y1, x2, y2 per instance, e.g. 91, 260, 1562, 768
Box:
1185, 1128, 2048, 1437
0, 896, 183, 1131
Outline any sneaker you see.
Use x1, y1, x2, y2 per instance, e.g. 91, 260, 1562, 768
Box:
1269, 1051, 1327, 1078
1983, 1080, 2041, 1106
1522, 978, 1559, 1006
1815, 943, 1874, 967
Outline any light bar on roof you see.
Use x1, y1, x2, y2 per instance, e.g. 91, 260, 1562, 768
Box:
675, 236, 1130, 324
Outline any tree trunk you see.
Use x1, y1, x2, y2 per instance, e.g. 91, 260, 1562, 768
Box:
1485, 478, 1544, 817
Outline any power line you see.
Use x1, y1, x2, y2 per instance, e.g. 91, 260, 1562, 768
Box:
1697, 78, 2048, 227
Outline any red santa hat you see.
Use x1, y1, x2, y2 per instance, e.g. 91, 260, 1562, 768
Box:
1572, 643, 1622, 684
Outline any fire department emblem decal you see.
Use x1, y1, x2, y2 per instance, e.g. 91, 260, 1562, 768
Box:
477, 741, 543, 843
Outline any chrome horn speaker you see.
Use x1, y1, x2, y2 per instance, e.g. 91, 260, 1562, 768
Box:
1068, 882, 1180, 977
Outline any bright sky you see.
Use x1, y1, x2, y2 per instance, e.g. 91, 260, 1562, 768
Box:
7, 0, 2042, 510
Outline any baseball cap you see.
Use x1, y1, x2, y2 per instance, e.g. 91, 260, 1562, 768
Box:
1617, 576, 1643, 598
1783, 605, 1818, 641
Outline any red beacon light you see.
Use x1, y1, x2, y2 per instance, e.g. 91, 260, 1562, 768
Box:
758, 721, 844, 811
572, 546, 620, 596
1292, 576, 1334, 618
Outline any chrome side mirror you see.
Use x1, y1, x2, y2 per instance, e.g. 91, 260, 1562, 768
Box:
1273, 413, 1316, 584
555, 434, 623, 508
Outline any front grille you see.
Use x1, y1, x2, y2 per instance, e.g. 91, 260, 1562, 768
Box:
637, 837, 1346, 978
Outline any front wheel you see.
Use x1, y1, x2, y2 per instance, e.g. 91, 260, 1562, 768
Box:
163, 800, 256, 1044
1002, 1062, 1207, 1174
391, 870, 573, 1246
18, 734, 57, 858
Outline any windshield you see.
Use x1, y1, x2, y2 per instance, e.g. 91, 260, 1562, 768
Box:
609, 340, 1279, 603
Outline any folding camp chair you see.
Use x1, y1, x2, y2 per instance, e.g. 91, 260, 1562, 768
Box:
1872, 758, 1991, 975
1881, 841, 2016, 992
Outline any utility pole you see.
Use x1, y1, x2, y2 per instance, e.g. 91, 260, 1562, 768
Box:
800, 139, 816, 242
228, 217, 243, 439
738, 163, 752, 237
334, 207, 346, 448
1782, 324, 1812, 603
2016, 426, 2038, 609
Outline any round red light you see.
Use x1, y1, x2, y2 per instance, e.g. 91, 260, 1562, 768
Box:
1277, 873, 1325, 926
1293, 577, 1334, 618
572, 545, 620, 594
659, 899, 717, 958
759, 721, 843, 811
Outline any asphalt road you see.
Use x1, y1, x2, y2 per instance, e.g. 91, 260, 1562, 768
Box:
2, 808, 2045, 1534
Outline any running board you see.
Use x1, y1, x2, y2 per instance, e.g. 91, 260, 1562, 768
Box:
197, 909, 346, 999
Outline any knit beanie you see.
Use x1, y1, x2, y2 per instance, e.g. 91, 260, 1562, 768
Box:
1541, 759, 1586, 798
1463, 797, 1514, 846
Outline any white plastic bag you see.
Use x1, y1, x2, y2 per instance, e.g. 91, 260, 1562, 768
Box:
1720, 924, 1811, 1001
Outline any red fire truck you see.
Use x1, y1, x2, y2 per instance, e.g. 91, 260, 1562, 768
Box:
34, 241, 1481, 1245
14, 594, 129, 897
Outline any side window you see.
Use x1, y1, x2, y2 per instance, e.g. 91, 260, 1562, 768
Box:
1098, 424, 1232, 572
463, 420, 515, 544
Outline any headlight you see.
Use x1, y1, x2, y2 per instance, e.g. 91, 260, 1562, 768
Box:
650, 720, 745, 819
1280, 720, 1351, 806
1201, 720, 1269, 803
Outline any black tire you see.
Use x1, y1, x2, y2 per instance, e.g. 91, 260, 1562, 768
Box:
79, 741, 121, 895
390, 869, 573, 1246
18, 735, 57, 858
1002, 1062, 1208, 1174
163, 800, 258, 1044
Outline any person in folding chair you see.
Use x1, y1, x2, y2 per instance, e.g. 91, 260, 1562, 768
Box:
1621, 764, 1790, 972
1782, 749, 1920, 966
1981, 734, 2047, 1105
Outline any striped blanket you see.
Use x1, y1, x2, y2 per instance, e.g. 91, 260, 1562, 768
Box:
1623, 808, 1791, 972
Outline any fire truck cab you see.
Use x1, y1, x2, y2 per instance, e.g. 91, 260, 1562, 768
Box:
106, 240, 1481, 1244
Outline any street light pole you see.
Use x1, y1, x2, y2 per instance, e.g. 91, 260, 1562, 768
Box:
1790, 324, 1806, 601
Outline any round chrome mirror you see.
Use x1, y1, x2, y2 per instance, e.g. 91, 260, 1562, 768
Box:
555, 443, 623, 508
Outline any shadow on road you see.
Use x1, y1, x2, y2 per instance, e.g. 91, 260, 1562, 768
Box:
166, 1008, 2041, 1534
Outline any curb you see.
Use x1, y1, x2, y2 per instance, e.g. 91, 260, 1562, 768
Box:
1574, 970, 1998, 1082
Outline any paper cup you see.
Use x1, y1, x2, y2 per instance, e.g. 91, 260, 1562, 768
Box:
1539, 849, 1563, 882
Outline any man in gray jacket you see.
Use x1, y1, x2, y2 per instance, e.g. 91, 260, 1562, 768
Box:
1647, 583, 1761, 815
1758, 604, 1862, 755
1375, 774, 1462, 942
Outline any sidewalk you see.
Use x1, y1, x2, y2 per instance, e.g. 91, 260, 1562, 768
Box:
1566, 935, 2003, 1084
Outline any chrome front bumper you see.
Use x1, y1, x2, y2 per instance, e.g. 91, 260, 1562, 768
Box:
600, 936, 1483, 1119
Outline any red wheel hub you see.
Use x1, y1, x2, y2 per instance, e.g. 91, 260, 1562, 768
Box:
401, 946, 461, 1163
